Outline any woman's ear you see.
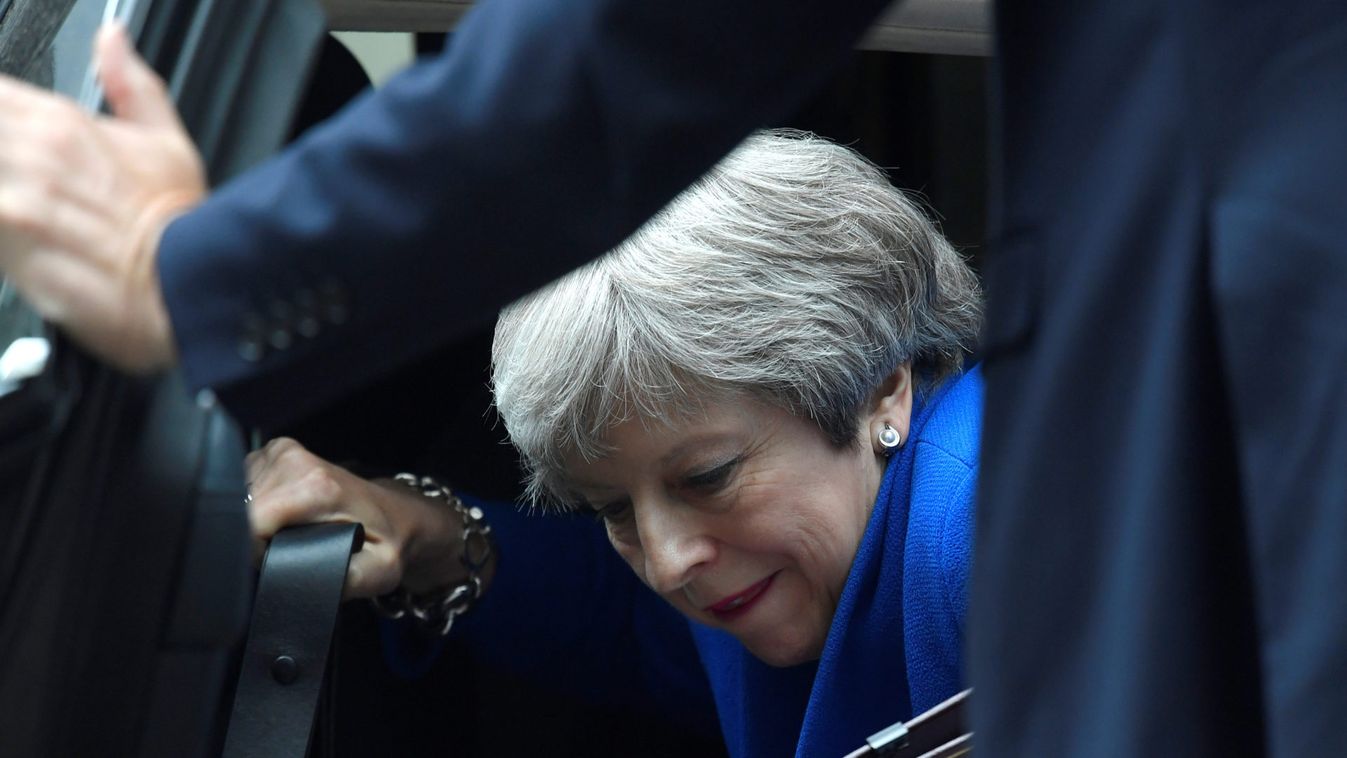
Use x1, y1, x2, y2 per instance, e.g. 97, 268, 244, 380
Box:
866, 363, 914, 455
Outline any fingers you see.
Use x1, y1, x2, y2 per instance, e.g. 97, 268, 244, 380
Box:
244, 436, 297, 488
245, 463, 354, 574
245, 439, 346, 539
345, 543, 405, 600
247, 476, 398, 600
0, 27, 199, 374
0, 73, 82, 122
243, 438, 414, 600
94, 23, 180, 130
245, 437, 322, 497
4, 246, 112, 322
0, 168, 120, 262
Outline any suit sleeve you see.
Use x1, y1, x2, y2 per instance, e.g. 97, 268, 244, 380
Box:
157, 0, 891, 428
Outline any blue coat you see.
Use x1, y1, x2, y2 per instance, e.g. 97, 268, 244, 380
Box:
388, 367, 982, 757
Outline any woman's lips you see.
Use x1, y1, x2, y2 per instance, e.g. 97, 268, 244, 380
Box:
706, 574, 776, 622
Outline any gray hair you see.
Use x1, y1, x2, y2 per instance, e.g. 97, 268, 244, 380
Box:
492, 129, 982, 505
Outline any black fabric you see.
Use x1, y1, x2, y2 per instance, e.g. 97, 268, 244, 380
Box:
287, 35, 372, 143
0, 364, 252, 758
224, 523, 364, 758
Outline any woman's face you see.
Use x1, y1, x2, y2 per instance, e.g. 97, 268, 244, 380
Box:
565, 382, 908, 667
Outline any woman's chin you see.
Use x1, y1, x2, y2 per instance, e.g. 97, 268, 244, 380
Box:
722, 574, 830, 667
742, 632, 824, 668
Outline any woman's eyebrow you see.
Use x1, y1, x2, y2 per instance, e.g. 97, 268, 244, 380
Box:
657, 431, 741, 467
561, 478, 616, 496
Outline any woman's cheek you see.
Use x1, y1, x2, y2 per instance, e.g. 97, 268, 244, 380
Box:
609, 537, 647, 581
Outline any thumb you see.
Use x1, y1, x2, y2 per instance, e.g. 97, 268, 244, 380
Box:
346, 544, 403, 600
95, 23, 180, 129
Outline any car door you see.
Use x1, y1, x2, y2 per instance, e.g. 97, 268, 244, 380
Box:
0, 1, 324, 755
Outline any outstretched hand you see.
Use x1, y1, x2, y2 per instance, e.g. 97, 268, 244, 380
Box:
0, 23, 205, 373
245, 438, 470, 600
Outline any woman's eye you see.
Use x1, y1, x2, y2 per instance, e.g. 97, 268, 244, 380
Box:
684, 458, 738, 490
594, 499, 633, 524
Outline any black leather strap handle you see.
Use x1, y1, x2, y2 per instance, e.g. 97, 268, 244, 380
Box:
223, 522, 364, 758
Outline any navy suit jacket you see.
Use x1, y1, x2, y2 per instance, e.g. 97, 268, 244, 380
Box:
976, 1, 1347, 755
158, 0, 889, 427
156, 0, 1347, 755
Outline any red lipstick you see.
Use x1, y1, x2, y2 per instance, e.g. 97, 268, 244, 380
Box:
706, 574, 775, 621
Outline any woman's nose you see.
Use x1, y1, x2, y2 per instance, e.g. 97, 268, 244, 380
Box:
637, 501, 716, 595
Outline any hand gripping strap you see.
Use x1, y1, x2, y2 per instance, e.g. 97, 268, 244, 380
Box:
223, 522, 364, 758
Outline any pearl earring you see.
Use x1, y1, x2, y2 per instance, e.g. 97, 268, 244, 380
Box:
878, 422, 901, 456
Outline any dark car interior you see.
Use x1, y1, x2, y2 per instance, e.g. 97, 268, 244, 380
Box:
0, 1, 988, 755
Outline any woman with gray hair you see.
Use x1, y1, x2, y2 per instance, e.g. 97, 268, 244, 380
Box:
246, 130, 983, 757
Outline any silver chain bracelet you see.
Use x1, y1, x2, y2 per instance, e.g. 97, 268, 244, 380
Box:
370, 473, 494, 637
